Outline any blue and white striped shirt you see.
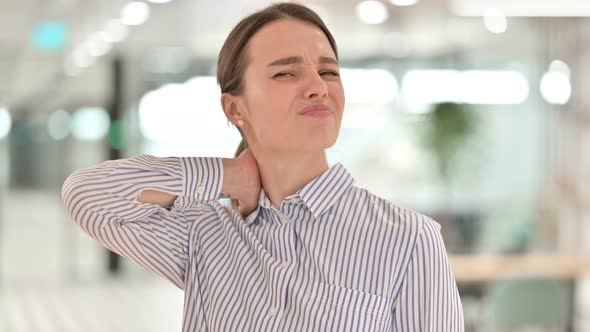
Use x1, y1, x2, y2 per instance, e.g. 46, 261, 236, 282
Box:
62, 155, 464, 331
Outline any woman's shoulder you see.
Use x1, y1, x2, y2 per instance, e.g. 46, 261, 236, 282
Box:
349, 185, 440, 231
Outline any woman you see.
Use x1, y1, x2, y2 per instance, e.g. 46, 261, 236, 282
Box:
62, 2, 464, 331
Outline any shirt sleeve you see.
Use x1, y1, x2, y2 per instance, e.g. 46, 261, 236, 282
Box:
391, 218, 465, 331
61, 155, 224, 289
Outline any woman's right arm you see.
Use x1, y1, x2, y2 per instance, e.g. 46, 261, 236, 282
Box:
135, 154, 258, 213
61, 155, 234, 289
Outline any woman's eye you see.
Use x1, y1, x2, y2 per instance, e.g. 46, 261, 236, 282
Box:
273, 72, 294, 78
273, 71, 339, 79
321, 71, 340, 77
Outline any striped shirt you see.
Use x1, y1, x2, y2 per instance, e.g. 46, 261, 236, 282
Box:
62, 155, 464, 331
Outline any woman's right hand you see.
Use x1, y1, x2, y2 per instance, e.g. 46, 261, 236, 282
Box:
222, 148, 261, 218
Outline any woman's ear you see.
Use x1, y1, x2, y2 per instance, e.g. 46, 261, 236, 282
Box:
221, 93, 245, 126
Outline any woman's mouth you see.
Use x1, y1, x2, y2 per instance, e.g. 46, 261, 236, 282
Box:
300, 106, 332, 118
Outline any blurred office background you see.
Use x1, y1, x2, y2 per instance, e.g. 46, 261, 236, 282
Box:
1, 0, 590, 330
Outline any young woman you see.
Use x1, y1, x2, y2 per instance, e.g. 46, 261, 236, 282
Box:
62, 3, 464, 331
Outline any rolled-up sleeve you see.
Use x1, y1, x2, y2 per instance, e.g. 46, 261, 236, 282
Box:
392, 218, 464, 331
61, 155, 223, 289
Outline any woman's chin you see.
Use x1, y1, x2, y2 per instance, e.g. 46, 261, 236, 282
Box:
301, 136, 338, 150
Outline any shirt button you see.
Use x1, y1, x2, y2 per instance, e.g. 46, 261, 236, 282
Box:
197, 184, 205, 194
279, 261, 289, 269
269, 307, 277, 316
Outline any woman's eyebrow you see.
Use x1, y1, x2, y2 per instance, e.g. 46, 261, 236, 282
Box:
267, 56, 338, 67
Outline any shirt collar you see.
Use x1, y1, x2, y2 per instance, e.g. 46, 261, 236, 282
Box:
243, 162, 355, 226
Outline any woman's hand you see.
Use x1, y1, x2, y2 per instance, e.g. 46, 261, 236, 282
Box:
222, 148, 262, 218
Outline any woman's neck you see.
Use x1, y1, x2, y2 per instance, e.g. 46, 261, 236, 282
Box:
254, 149, 329, 210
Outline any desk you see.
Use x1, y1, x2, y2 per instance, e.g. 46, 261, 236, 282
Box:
449, 254, 590, 283
449, 254, 590, 332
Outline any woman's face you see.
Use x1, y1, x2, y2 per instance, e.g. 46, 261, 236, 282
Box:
237, 19, 344, 154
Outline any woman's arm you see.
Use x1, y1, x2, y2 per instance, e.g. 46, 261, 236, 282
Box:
137, 189, 177, 207
391, 218, 465, 331
62, 155, 228, 289
136, 149, 261, 218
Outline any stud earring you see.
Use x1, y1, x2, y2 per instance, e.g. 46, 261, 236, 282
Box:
237, 120, 244, 126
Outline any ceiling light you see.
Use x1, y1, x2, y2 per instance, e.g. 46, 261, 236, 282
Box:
102, 19, 128, 43
540, 61, 572, 105
483, 8, 508, 33
86, 33, 112, 57
355, 1, 389, 25
390, 0, 418, 6
121, 2, 150, 26
72, 48, 92, 68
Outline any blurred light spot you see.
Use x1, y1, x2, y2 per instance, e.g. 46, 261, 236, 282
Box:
356, 1, 389, 25
483, 8, 507, 34
549, 59, 571, 77
390, 0, 418, 6
108, 120, 125, 149
71, 107, 110, 141
461, 71, 528, 104
102, 19, 128, 43
0, 106, 11, 139
341, 68, 398, 103
122, 2, 150, 26
72, 48, 92, 68
47, 109, 71, 140
31, 22, 68, 52
402, 70, 529, 106
540, 71, 571, 105
540, 60, 571, 105
86, 32, 112, 57
139, 76, 230, 140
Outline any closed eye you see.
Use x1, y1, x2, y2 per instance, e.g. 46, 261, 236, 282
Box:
273, 72, 294, 78
272, 71, 340, 79
321, 71, 340, 77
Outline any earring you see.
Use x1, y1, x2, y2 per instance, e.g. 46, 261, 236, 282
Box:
237, 120, 244, 126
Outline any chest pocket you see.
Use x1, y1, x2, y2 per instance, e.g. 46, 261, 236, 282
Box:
302, 281, 389, 332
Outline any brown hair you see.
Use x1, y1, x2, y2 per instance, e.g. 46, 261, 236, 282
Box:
216, 2, 338, 211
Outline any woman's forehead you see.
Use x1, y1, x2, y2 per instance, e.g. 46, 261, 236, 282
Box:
247, 19, 335, 64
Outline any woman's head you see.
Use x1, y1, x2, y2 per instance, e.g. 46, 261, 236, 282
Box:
217, 2, 344, 159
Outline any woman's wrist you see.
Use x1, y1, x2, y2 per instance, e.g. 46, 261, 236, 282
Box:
221, 158, 242, 199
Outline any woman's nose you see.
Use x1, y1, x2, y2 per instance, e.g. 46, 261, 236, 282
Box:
303, 72, 328, 100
